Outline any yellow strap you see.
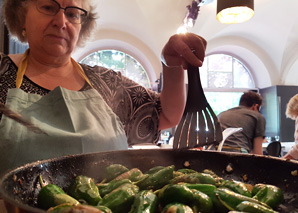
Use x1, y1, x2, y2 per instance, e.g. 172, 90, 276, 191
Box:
71, 57, 93, 88
16, 49, 29, 88
16, 49, 93, 89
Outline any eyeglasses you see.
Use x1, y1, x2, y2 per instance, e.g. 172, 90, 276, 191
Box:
36, 0, 88, 24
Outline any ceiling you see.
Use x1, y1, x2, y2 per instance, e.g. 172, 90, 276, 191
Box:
73, 0, 298, 89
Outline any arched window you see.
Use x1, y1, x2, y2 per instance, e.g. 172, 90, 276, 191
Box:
80, 50, 151, 88
200, 54, 256, 115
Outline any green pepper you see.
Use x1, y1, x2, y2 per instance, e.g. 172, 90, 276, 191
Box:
192, 189, 213, 213
38, 184, 80, 210
97, 183, 139, 213
68, 175, 101, 206
227, 211, 244, 213
47, 203, 77, 213
177, 168, 198, 174
96, 182, 108, 191
98, 179, 132, 197
178, 183, 225, 213
158, 184, 195, 207
137, 165, 175, 190
172, 168, 198, 178
145, 166, 166, 174
113, 168, 147, 182
162, 203, 194, 213
173, 171, 185, 178
102, 164, 129, 182
181, 183, 217, 193
252, 184, 284, 209
129, 190, 158, 213
47, 203, 107, 212
158, 184, 212, 213
203, 190, 228, 213
220, 180, 252, 197
215, 188, 272, 210
37, 175, 79, 210
203, 169, 223, 186
202, 169, 222, 179
236, 201, 279, 213
170, 172, 216, 185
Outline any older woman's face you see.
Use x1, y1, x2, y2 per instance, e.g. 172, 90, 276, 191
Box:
24, 0, 84, 58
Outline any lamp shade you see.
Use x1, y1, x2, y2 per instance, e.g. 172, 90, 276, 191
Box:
217, 0, 254, 24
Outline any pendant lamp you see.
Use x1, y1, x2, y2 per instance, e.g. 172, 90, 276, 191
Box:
217, 0, 254, 24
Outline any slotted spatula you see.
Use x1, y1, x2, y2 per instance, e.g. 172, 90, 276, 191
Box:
0, 103, 47, 134
173, 63, 222, 149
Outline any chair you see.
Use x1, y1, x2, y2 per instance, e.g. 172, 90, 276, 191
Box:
266, 141, 282, 157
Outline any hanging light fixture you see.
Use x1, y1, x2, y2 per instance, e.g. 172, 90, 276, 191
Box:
177, 0, 214, 34
217, 0, 254, 24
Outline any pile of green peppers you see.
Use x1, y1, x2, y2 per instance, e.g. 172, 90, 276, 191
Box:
37, 164, 284, 213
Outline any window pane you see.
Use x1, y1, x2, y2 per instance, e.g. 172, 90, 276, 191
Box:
80, 50, 151, 88
205, 92, 243, 115
126, 55, 150, 88
200, 61, 208, 88
100, 50, 125, 70
208, 54, 232, 72
205, 54, 255, 89
208, 71, 233, 88
81, 52, 100, 66
233, 59, 254, 88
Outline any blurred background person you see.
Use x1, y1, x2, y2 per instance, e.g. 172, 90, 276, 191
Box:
282, 94, 298, 160
217, 91, 266, 154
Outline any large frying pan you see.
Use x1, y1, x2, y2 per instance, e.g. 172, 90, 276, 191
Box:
0, 149, 298, 213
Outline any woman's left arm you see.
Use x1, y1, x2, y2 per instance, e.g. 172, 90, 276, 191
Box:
158, 33, 207, 130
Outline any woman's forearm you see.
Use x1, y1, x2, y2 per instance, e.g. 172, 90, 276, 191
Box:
158, 33, 207, 130
158, 64, 186, 130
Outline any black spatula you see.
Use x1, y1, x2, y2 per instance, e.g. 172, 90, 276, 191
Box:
173, 63, 222, 149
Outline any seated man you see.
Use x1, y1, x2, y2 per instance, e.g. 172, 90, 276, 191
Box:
217, 91, 266, 154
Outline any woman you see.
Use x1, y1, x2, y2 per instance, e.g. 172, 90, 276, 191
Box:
282, 94, 298, 160
0, 0, 207, 175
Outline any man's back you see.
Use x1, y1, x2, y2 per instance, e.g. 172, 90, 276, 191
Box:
218, 106, 266, 152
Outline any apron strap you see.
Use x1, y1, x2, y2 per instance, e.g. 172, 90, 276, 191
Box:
16, 50, 29, 88
16, 49, 93, 89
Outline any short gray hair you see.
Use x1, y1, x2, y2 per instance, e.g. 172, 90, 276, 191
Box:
2, 0, 97, 47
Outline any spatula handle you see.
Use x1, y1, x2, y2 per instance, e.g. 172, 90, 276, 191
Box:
0, 103, 47, 135
186, 64, 206, 110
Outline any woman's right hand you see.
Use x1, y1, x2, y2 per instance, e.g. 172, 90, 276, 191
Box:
161, 33, 207, 70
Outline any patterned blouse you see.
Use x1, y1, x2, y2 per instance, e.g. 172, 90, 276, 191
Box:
0, 53, 161, 145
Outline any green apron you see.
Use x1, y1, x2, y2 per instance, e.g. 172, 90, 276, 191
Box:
0, 50, 128, 175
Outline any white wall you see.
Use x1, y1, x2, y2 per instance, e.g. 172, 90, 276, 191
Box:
72, 0, 298, 90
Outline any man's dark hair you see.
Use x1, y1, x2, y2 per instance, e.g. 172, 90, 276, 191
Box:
239, 91, 263, 108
